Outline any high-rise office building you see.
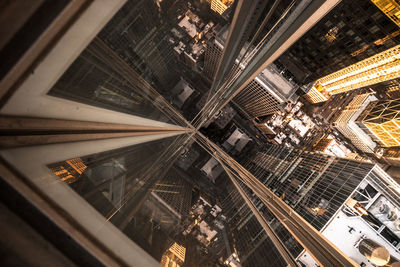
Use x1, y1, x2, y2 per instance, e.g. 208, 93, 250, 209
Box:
245, 143, 400, 265
333, 93, 379, 154
234, 65, 298, 120
203, 25, 230, 82
2, 0, 398, 266
320, 45, 400, 94
221, 180, 289, 267
299, 163, 400, 266
151, 168, 193, 220
203, 26, 298, 120
362, 98, 400, 147
247, 143, 375, 230
277, 0, 400, 86
371, 0, 400, 28
305, 44, 400, 103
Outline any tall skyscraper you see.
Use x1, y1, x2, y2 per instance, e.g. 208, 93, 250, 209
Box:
277, 0, 400, 86
203, 26, 298, 120
2, 0, 399, 266
221, 180, 289, 267
362, 98, 400, 147
371, 0, 400, 28
247, 143, 375, 230
244, 143, 400, 264
233, 65, 298, 120
203, 25, 229, 82
323, 45, 399, 93
333, 93, 379, 154
305, 44, 400, 103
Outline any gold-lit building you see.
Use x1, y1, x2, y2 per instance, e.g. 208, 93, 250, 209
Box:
319, 44, 400, 95
210, 0, 233, 15
363, 99, 400, 147
305, 45, 400, 104
49, 158, 87, 184
371, 0, 400, 28
304, 83, 330, 103
160, 242, 186, 267
386, 79, 400, 99
313, 137, 334, 152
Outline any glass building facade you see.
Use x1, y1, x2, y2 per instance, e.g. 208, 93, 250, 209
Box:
1, 0, 400, 266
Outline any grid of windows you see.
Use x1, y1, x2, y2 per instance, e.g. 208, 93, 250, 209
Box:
245, 143, 375, 231
234, 79, 282, 119
220, 180, 289, 266
203, 40, 223, 81
276, 0, 400, 85
363, 99, 400, 147
319, 44, 400, 95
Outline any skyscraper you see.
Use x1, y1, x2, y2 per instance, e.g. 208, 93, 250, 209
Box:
277, 0, 400, 86
221, 180, 289, 267
2, 0, 398, 266
203, 26, 298, 120
247, 143, 375, 231
333, 93, 379, 154
244, 143, 400, 263
362, 98, 400, 147
233, 65, 298, 120
371, 0, 400, 28
321, 45, 400, 93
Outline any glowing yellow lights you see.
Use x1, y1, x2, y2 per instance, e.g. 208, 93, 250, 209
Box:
210, 0, 233, 15
160, 242, 186, 267
66, 158, 87, 174
318, 45, 400, 95
304, 83, 330, 103
371, 0, 400, 28
50, 158, 87, 184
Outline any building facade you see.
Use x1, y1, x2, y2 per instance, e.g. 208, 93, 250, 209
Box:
333, 93, 379, 154
300, 164, 400, 266
371, 0, 400, 28
244, 143, 400, 264
318, 44, 400, 96
362, 98, 400, 147
277, 0, 400, 86
203, 27, 298, 120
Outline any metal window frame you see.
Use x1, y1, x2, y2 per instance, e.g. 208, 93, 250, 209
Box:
0, 0, 189, 266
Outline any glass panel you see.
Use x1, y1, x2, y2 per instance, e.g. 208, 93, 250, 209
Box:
46, 135, 292, 266
48, 0, 197, 126
7, 0, 400, 265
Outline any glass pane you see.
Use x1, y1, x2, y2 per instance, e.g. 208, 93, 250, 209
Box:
48, 0, 203, 126
46, 134, 291, 266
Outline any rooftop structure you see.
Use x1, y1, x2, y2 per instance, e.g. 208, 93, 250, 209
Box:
300, 164, 400, 266
333, 93, 379, 153
210, 0, 234, 15
363, 99, 400, 147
